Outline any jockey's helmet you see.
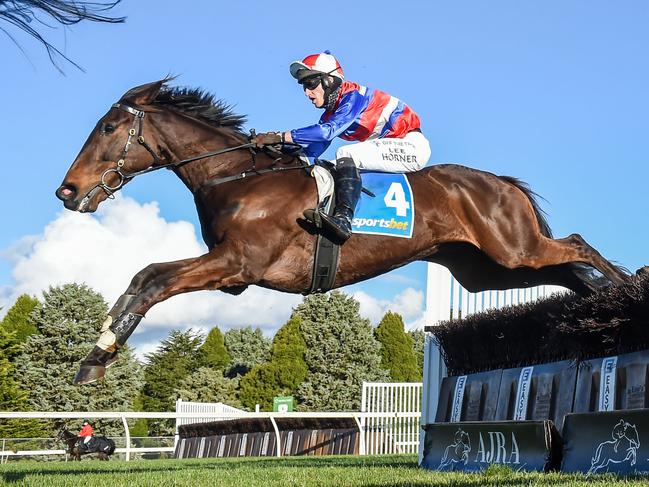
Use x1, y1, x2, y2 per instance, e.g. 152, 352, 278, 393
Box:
290, 51, 344, 92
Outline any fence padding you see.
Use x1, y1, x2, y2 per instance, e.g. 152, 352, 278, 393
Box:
435, 370, 502, 422
562, 409, 649, 474
175, 417, 359, 459
495, 360, 577, 430
574, 349, 649, 413
427, 272, 649, 375
421, 420, 561, 472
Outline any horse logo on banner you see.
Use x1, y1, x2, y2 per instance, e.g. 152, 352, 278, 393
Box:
588, 419, 640, 474
439, 428, 471, 470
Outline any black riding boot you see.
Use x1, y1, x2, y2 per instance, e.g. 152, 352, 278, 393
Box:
318, 158, 361, 242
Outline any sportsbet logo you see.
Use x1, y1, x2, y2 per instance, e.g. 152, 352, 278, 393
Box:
352, 174, 414, 238
353, 217, 409, 230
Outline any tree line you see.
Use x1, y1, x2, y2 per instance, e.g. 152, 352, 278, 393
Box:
0, 283, 424, 438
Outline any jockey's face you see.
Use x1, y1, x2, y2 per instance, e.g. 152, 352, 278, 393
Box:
302, 79, 326, 109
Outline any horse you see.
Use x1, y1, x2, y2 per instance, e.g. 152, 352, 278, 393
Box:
55, 78, 630, 385
439, 428, 471, 470
57, 428, 116, 461
588, 420, 640, 474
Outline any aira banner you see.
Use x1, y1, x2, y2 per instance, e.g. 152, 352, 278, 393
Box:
352, 172, 414, 238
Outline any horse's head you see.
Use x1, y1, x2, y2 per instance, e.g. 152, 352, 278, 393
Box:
623, 421, 640, 448
56, 80, 168, 213
454, 428, 470, 449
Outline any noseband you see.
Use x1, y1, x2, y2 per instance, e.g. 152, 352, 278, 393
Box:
79, 103, 165, 210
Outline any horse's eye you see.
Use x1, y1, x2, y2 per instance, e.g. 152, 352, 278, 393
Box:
102, 124, 115, 134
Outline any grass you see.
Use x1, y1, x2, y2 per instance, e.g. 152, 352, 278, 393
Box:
0, 454, 647, 487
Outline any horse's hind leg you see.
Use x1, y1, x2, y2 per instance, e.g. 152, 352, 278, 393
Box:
530, 233, 628, 287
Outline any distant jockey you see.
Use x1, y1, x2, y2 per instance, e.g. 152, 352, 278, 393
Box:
79, 419, 94, 447
252, 51, 431, 241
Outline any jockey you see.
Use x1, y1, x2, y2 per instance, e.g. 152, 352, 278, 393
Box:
253, 51, 431, 241
79, 420, 94, 446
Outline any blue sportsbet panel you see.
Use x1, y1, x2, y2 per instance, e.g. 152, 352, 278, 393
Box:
352, 172, 414, 238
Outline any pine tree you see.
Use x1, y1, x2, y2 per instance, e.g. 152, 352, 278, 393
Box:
0, 327, 25, 409
14, 283, 143, 436
239, 314, 307, 411
199, 326, 230, 370
296, 292, 389, 411
224, 326, 271, 376
409, 329, 426, 379
141, 329, 204, 413
375, 312, 420, 382
173, 367, 241, 407
1, 294, 39, 342
0, 326, 45, 438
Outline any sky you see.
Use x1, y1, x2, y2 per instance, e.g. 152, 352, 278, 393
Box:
0, 1, 647, 357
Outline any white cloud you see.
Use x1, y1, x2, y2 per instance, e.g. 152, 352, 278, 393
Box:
2, 196, 301, 344
352, 287, 426, 330
1, 196, 429, 359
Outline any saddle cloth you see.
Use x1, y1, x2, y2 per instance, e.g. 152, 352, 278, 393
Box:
310, 166, 415, 239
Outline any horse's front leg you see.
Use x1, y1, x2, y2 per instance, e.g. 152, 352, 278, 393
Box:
74, 247, 254, 385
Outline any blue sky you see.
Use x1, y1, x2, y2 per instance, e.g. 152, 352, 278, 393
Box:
1, 1, 647, 353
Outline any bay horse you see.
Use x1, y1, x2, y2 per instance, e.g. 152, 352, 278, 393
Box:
58, 428, 116, 460
55, 79, 629, 385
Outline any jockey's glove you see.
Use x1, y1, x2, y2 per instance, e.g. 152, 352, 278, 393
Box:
252, 131, 284, 148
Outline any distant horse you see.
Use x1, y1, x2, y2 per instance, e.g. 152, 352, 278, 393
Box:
55, 79, 629, 384
439, 429, 471, 470
58, 428, 116, 461
588, 420, 640, 474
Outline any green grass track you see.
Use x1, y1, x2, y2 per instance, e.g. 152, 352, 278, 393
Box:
1, 454, 647, 487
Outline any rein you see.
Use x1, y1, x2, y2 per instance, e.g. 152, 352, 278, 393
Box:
80, 103, 306, 209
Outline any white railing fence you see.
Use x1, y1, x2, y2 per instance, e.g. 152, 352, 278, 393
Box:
360, 382, 422, 455
0, 410, 421, 461
175, 400, 244, 428
0, 436, 174, 464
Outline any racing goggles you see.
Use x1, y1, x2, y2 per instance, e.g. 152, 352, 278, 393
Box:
299, 75, 322, 90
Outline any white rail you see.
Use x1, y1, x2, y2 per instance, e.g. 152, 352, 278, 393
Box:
0, 411, 420, 461
361, 382, 422, 455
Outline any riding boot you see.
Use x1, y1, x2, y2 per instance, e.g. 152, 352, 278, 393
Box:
73, 295, 142, 385
317, 158, 361, 242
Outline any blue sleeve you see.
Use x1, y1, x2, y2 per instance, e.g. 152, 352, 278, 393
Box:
303, 140, 332, 158
290, 90, 366, 145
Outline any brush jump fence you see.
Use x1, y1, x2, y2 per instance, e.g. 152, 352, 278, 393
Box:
421, 262, 649, 475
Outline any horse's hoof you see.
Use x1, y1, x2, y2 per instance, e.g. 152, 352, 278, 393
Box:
105, 351, 119, 369
73, 365, 106, 385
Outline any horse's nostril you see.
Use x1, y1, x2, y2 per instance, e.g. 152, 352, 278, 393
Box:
56, 184, 77, 201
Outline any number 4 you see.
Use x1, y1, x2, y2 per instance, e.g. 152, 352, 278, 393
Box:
384, 182, 410, 217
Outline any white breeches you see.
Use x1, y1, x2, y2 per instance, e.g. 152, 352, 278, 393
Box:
335, 130, 431, 172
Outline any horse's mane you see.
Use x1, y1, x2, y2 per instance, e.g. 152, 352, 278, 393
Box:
152, 85, 247, 138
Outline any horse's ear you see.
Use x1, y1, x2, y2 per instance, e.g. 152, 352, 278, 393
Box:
121, 79, 166, 106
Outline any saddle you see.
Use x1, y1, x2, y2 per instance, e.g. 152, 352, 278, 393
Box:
77, 437, 98, 452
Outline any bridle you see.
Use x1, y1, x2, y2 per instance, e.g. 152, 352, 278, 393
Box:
79, 102, 307, 210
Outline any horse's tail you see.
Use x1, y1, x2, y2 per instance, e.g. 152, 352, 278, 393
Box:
499, 176, 552, 238
106, 438, 116, 455
438, 445, 450, 466
590, 442, 604, 467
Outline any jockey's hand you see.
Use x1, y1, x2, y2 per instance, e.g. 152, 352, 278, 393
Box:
252, 131, 283, 148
